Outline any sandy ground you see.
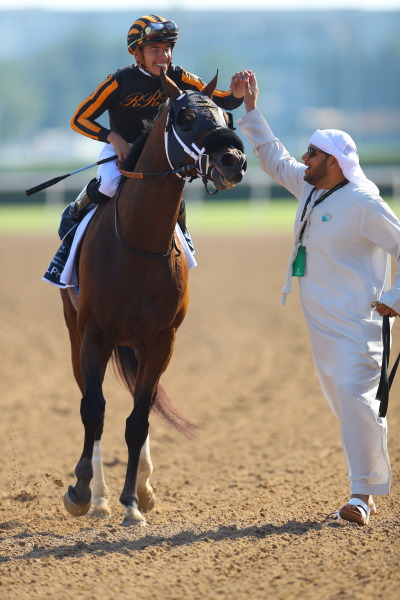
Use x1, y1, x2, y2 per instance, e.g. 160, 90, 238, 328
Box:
1, 232, 400, 600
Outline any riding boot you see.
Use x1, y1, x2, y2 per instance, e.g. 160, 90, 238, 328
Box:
44, 180, 111, 287
177, 199, 195, 255
58, 202, 80, 240
42, 201, 79, 286
71, 178, 111, 218
71, 185, 91, 217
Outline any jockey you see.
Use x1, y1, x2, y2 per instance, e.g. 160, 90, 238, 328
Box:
67, 14, 250, 252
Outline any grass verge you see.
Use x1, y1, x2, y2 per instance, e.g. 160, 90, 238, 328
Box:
1, 199, 398, 235
0, 201, 297, 235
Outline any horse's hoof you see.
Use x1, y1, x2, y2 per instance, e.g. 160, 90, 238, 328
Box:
91, 503, 112, 519
121, 507, 146, 527
63, 491, 91, 517
138, 487, 156, 514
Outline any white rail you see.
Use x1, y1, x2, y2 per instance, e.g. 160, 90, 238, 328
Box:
1, 166, 399, 203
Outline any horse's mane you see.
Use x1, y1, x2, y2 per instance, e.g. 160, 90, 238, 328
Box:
120, 133, 150, 175
118, 101, 169, 185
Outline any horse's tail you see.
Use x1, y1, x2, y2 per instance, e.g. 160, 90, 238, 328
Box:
112, 346, 198, 439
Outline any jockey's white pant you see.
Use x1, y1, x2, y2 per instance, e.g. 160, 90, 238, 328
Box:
96, 143, 131, 197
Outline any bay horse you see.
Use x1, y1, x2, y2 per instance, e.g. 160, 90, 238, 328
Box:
60, 70, 247, 527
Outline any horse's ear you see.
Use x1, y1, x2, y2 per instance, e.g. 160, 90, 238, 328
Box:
160, 68, 182, 100
202, 71, 219, 99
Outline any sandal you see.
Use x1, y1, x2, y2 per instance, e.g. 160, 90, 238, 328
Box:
339, 497, 371, 526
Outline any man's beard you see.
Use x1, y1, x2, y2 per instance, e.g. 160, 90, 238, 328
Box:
304, 156, 329, 186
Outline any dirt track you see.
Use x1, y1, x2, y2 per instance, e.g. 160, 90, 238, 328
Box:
1, 232, 400, 600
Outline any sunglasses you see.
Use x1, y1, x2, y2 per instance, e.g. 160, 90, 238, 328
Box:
307, 146, 330, 158
142, 21, 178, 40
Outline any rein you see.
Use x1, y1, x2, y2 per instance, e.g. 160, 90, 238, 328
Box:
118, 91, 229, 195
376, 314, 400, 417
114, 186, 181, 258
118, 150, 217, 195
118, 162, 196, 181
114, 90, 233, 256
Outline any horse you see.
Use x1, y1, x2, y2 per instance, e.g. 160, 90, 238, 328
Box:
60, 70, 247, 527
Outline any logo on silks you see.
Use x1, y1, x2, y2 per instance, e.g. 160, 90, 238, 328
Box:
164, 90, 228, 177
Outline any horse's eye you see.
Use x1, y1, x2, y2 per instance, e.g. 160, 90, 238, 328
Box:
176, 108, 196, 132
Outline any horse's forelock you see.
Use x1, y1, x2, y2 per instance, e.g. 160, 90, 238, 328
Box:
202, 128, 244, 154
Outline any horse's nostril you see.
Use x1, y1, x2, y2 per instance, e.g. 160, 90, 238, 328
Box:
242, 158, 248, 172
221, 153, 237, 168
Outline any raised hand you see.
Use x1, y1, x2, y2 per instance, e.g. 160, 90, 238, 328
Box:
244, 72, 259, 113
230, 70, 253, 98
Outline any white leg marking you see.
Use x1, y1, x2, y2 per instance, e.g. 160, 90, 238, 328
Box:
92, 440, 111, 518
137, 434, 156, 513
122, 506, 147, 527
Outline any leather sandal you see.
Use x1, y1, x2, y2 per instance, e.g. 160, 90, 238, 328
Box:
339, 497, 371, 526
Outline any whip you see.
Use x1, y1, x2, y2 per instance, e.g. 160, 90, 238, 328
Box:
25, 155, 118, 196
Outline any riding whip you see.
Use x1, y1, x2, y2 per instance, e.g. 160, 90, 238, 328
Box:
25, 155, 118, 196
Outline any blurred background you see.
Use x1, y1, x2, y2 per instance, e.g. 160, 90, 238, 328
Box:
1, 0, 400, 210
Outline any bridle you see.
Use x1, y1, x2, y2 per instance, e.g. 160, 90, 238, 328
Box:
115, 90, 242, 257
118, 90, 240, 195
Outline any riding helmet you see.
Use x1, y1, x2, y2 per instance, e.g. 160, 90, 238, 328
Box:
127, 15, 179, 55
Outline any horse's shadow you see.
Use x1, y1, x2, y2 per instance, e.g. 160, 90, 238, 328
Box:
1, 519, 339, 563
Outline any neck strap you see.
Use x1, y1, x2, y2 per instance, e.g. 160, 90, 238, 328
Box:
301, 179, 348, 221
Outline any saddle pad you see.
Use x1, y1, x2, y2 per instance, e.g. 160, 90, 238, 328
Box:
60, 207, 98, 287
60, 207, 196, 288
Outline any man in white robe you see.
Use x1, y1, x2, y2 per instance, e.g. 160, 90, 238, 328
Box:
237, 73, 400, 525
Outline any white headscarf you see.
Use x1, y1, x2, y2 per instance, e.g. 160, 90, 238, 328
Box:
309, 129, 379, 195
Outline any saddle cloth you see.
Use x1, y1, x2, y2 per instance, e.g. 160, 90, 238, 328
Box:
61, 207, 197, 288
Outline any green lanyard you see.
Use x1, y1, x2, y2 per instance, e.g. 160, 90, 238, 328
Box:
299, 179, 348, 241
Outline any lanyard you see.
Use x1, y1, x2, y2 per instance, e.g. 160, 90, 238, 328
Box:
299, 179, 348, 240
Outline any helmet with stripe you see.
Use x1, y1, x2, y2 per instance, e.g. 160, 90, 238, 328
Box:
127, 15, 179, 55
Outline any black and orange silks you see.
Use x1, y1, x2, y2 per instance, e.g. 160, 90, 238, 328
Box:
70, 64, 242, 144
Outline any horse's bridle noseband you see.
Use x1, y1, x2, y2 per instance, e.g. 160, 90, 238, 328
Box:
164, 91, 229, 189
115, 90, 244, 257
119, 90, 243, 195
